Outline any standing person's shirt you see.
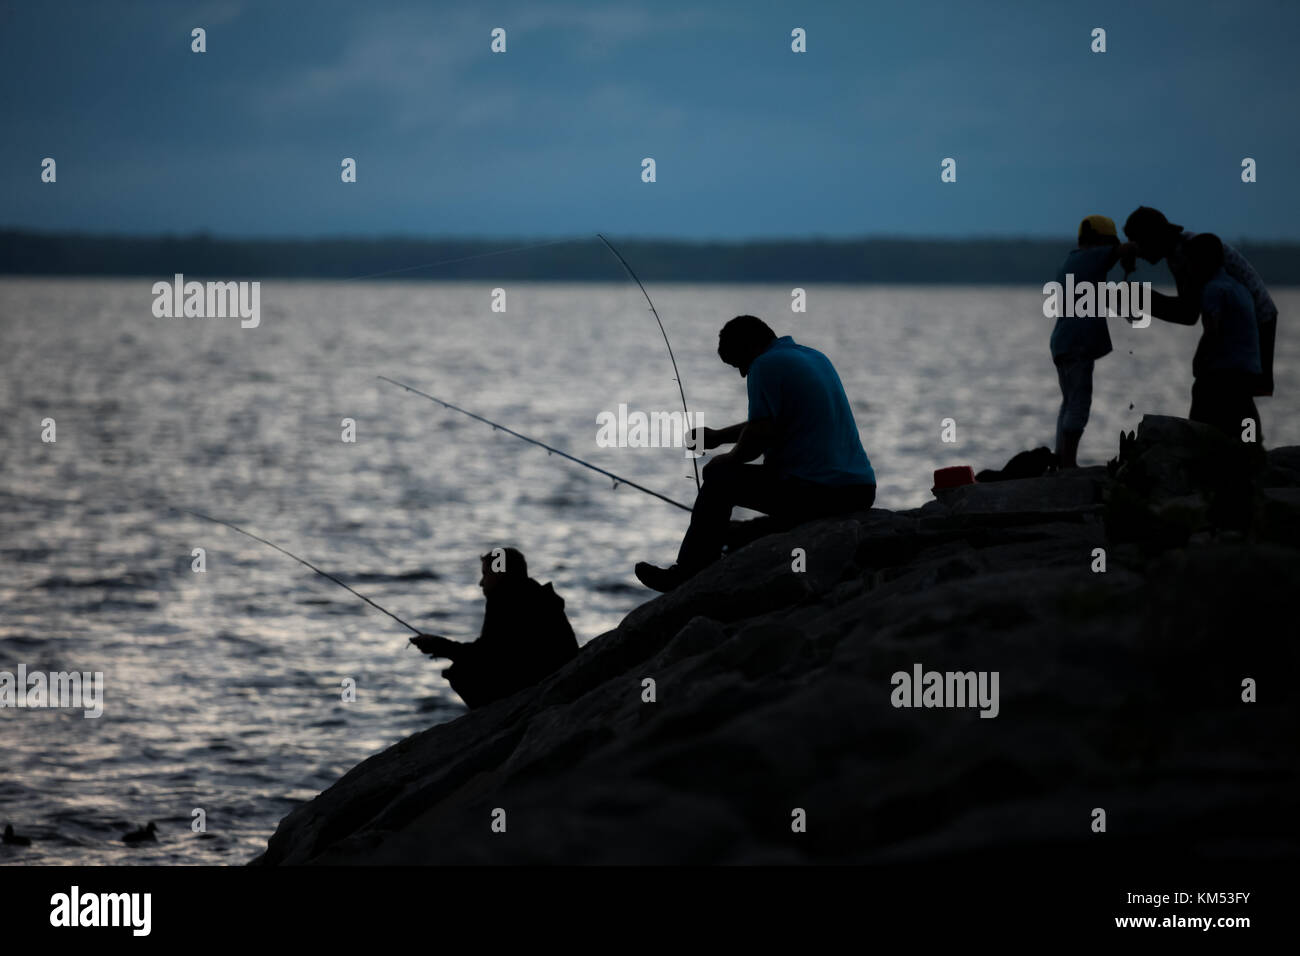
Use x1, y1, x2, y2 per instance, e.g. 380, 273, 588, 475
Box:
1194, 269, 1261, 378
746, 336, 875, 486
1050, 246, 1118, 362
1167, 230, 1277, 324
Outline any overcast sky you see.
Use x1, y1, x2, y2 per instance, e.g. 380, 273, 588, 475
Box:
2, 0, 1296, 239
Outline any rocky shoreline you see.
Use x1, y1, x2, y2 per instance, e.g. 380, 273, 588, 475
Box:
253, 416, 1299, 865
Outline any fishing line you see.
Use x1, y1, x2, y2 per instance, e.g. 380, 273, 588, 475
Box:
175, 507, 422, 634
597, 233, 702, 491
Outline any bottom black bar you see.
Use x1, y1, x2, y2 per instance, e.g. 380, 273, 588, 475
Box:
0, 858, 1285, 942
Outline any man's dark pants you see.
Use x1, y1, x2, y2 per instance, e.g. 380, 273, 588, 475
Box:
677, 459, 876, 572
1189, 370, 1264, 531
1190, 370, 1262, 443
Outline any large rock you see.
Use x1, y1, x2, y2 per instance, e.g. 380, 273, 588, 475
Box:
1261, 446, 1300, 488
939, 474, 1103, 515
1105, 414, 1284, 543
254, 421, 1298, 866
1112, 414, 1241, 501
1257, 487, 1300, 546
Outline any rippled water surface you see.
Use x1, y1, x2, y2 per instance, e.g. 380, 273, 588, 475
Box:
2, 278, 1296, 863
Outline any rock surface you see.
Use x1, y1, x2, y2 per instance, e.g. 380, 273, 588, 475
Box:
254, 420, 1300, 865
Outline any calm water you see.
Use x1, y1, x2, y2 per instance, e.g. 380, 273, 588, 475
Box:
2, 278, 1296, 864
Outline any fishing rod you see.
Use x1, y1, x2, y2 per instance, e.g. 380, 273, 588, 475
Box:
175, 507, 422, 635
342, 233, 701, 493
378, 376, 694, 513
597, 233, 701, 492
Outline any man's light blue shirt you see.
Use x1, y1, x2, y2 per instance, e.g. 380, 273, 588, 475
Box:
746, 336, 875, 486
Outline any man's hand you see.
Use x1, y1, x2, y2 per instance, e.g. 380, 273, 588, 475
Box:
701, 426, 726, 450
698, 423, 745, 450
410, 633, 455, 657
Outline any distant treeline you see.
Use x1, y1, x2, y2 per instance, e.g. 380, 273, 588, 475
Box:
2, 230, 1299, 285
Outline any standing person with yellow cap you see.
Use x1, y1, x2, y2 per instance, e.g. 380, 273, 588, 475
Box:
1048, 215, 1123, 468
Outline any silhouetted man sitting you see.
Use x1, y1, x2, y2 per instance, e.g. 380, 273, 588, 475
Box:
412, 548, 577, 708
635, 315, 877, 592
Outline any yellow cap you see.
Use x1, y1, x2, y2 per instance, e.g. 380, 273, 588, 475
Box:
1079, 215, 1118, 242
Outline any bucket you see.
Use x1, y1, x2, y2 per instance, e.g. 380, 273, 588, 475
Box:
933, 466, 976, 492
932, 466, 976, 502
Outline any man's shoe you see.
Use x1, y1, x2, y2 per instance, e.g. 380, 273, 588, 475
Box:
634, 561, 690, 593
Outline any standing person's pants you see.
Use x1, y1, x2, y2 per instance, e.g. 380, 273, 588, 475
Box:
1055, 357, 1095, 452
1190, 370, 1263, 443
1189, 370, 1264, 531
676, 459, 876, 571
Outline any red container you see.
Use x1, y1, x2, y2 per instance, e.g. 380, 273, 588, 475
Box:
933, 466, 976, 491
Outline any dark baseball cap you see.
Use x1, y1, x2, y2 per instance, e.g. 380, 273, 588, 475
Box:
1124, 206, 1184, 241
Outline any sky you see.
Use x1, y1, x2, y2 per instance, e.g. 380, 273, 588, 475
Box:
1, 0, 1297, 240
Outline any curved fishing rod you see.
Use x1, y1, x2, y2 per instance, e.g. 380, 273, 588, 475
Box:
175, 507, 422, 634
378, 376, 693, 513
597, 233, 702, 492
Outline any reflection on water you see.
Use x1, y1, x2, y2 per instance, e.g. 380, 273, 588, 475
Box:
1, 278, 1296, 863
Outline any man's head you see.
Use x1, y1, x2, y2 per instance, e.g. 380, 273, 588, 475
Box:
479, 547, 527, 596
1183, 232, 1224, 287
718, 315, 776, 377
1123, 206, 1184, 263
1077, 214, 1119, 249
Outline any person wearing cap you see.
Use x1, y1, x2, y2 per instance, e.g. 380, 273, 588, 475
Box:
1048, 215, 1123, 468
410, 548, 578, 708
1120, 206, 1278, 398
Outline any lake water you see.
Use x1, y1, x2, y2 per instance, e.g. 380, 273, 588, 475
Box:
2, 278, 1296, 864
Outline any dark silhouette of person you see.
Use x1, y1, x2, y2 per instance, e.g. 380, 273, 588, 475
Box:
1120, 206, 1278, 398
635, 315, 876, 592
1049, 214, 1123, 468
1175, 232, 1265, 532
412, 548, 577, 708
1181, 233, 1263, 440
